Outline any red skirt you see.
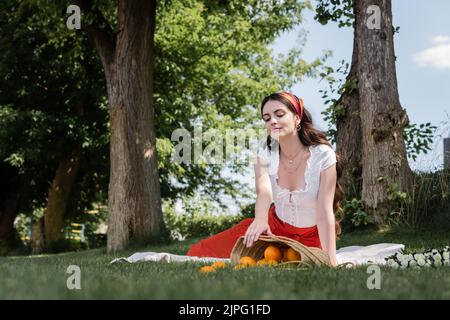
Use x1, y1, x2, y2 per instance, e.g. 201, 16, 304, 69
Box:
186, 205, 322, 258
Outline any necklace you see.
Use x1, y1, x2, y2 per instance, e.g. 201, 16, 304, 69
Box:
281, 145, 306, 164
280, 147, 308, 173
281, 157, 303, 173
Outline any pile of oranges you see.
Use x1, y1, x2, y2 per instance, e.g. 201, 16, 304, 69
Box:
233, 244, 302, 270
199, 244, 302, 273
199, 261, 227, 274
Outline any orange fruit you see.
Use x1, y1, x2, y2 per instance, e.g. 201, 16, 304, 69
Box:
256, 258, 269, 267
199, 266, 216, 273
282, 247, 289, 261
256, 258, 278, 267
233, 264, 245, 270
266, 259, 279, 266
286, 247, 301, 261
264, 245, 282, 262
210, 261, 227, 269
239, 256, 256, 267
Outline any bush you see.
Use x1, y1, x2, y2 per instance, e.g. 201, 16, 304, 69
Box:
163, 208, 244, 240
240, 202, 256, 219
45, 238, 88, 253
339, 169, 450, 231
340, 198, 374, 232
87, 233, 107, 248
406, 168, 450, 228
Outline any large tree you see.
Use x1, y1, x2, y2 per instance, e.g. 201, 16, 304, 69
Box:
356, 0, 413, 224
315, 0, 414, 224
316, 0, 363, 199
73, 0, 163, 253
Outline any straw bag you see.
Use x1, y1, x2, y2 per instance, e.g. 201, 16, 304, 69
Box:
230, 234, 332, 268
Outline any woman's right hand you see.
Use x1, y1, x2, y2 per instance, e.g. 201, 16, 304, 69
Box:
243, 218, 273, 248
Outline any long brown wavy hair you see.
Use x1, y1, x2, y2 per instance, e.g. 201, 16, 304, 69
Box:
260, 92, 345, 239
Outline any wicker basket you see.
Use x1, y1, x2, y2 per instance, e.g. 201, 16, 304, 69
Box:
230, 234, 332, 268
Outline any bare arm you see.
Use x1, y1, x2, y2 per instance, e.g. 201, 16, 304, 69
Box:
316, 164, 338, 267
243, 156, 273, 247
254, 156, 273, 222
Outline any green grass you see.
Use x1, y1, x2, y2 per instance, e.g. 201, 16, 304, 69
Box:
1, 227, 450, 299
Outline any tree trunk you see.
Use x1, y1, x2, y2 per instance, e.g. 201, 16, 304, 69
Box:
0, 165, 20, 254
355, 0, 414, 224
335, 5, 362, 199
107, 1, 163, 253
42, 148, 82, 246
0, 194, 19, 254
75, 0, 164, 252
31, 217, 45, 255
32, 149, 82, 254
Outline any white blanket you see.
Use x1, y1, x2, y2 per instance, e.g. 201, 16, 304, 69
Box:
335, 243, 404, 266
110, 252, 230, 264
110, 243, 405, 267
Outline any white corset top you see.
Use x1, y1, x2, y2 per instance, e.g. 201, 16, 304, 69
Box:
257, 141, 337, 228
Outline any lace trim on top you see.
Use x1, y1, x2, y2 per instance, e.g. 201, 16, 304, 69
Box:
274, 144, 315, 194
271, 144, 321, 227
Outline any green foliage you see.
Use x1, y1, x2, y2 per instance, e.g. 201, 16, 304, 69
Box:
380, 169, 450, 229
319, 60, 355, 144
386, 182, 412, 226
342, 198, 374, 230
44, 238, 88, 254
7, 0, 322, 208
405, 169, 450, 228
0, 0, 109, 220
163, 205, 244, 240
403, 123, 437, 161
65, 204, 108, 248
14, 204, 108, 251
239, 202, 256, 219
153, 0, 321, 205
314, 0, 354, 27
1, 0, 325, 252
314, 0, 400, 38
341, 169, 450, 230
14, 208, 45, 242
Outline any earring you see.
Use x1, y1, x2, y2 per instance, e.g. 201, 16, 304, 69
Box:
297, 123, 301, 131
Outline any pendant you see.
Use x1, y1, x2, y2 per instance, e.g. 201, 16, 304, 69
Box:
289, 160, 293, 164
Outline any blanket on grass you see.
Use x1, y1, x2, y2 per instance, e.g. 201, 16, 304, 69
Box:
110, 243, 405, 267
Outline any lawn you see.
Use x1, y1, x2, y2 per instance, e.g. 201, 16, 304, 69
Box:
1, 227, 450, 299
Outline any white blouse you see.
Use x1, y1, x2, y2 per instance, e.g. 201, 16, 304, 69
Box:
256, 140, 337, 228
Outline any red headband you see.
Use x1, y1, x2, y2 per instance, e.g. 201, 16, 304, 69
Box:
279, 91, 304, 119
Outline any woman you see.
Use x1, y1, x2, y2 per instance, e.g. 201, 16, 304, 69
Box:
186, 91, 344, 267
